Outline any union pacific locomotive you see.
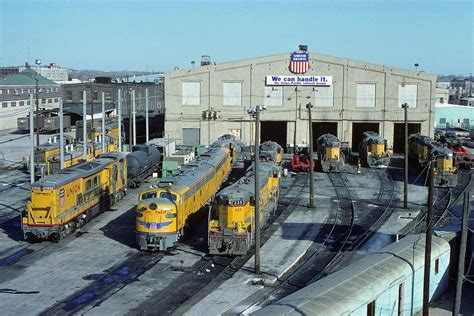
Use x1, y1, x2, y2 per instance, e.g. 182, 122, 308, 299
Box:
260, 141, 283, 166
135, 143, 233, 251
408, 133, 458, 187
22, 152, 128, 241
358, 131, 391, 168
208, 161, 280, 255
316, 134, 344, 172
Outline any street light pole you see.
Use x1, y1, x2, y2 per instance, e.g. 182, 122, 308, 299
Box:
307, 102, 315, 208
248, 105, 266, 275
35, 78, 40, 147
402, 103, 409, 209
423, 161, 434, 316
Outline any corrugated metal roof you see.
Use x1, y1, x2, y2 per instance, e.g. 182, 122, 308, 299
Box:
1, 69, 56, 86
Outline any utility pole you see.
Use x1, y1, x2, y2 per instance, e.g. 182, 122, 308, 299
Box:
59, 99, 64, 169
453, 191, 470, 315
247, 105, 266, 275
307, 102, 315, 208
101, 92, 106, 153
423, 161, 434, 316
29, 94, 35, 184
293, 87, 298, 153
82, 91, 87, 160
35, 78, 40, 146
90, 84, 95, 157
132, 89, 136, 146
402, 103, 409, 209
118, 88, 122, 152
145, 88, 149, 143
127, 78, 132, 150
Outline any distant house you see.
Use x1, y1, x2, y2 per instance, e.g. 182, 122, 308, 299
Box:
435, 103, 474, 129
0, 69, 61, 130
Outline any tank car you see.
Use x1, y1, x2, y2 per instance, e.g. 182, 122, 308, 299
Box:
316, 133, 344, 172
408, 133, 457, 187
358, 131, 391, 168
208, 161, 280, 255
126, 145, 161, 188
22, 152, 127, 242
136, 146, 232, 251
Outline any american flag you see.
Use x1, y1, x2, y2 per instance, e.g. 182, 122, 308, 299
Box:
289, 52, 310, 74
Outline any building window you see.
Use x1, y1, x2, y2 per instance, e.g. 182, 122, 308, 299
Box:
182, 82, 201, 106
315, 85, 334, 107
11, 101, 16, 107
48, 98, 52, 103
27, 101, 30, 105
66, 91, 73, 101
19, 101, 25, 106
439, 118, 446, 124
462, 118, 470, 128
54, 98, 59, 103
223, 82, 242, 106
399, 84, 417, 108
356, 83, 376, 108
2, 102, 7, 108
440, 97, 445, 103
434, 258, 439, 274
93, 91, 98, 101
104, 91, 112, 101
0, 90, 2, 95
42, 99, 46, 104
264, 86, 283, 107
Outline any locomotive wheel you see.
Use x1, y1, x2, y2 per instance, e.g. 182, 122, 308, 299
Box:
25, 233, 38, 243
49, 233, 61, 243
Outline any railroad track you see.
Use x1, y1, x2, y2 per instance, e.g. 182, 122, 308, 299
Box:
150, 172, 311, 315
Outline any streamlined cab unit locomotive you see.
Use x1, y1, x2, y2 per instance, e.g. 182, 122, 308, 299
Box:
22, 152, 127, 242
136, 146, 232, 251
408, 133, 457, 188
208, 161, 280, 256
316, 133, 344, 172
358, 131, 391, 168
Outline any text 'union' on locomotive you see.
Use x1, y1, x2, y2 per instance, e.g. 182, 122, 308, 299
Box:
408, 133, 458, 188
135, 143, 234, 251
208, 161, 280, 256
358, 131, 391, 168
22, 152, 128, 242
316, 133, 344, 172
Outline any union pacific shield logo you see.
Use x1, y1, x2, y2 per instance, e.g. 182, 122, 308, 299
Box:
289, 52, 310, 74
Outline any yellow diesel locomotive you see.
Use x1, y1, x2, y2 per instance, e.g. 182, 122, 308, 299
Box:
34, 135, 75, 177
317, 133, 344, 172
208, 161, 280, 255
358, 131, 391, 168
136, 146, 232, 251
22, 152, 127, 241
408, 133, 457, 187
260, 141, 283, 166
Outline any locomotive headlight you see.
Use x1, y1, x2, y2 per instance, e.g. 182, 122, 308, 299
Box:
149, 203, 157, 210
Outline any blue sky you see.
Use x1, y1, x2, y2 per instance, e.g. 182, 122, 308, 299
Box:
0, 0, 472, 75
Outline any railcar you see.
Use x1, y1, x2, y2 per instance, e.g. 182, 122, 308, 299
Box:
22, 152, 128, 242
211, 134, 244, 164
136, 146, 232, 251
260, 141, 283, 166
33, 135, 75, 177
208, 161, 280, 255
316, 133, 344, 172
126, 145, 162, 188
358, 131, 391, 168
408, 133, 458, 187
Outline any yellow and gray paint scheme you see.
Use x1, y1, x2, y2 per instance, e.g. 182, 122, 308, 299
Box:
408, 133, 457, 187
317, 133, 344, 172
208, 161, 280, 256
136, 146, 232, 251
22, 152, 127, 241
359, 131, 391, 168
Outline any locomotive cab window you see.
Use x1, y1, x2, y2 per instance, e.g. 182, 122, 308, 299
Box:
141, 192, 157, 200
160, 192, 177, 203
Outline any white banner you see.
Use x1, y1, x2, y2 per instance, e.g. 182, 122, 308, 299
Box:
265, 75, 332, 86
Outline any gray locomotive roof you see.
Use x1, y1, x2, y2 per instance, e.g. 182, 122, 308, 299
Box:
260, 141, 282, 152
254, 234, 450, 316
32, 158, 114, 189
317, 133, 341, 147
49, 150, 83, 161
156, 147, 228, 189
409, 134, 452, 158
362, 131, 385, 144
217, 161, 274, 202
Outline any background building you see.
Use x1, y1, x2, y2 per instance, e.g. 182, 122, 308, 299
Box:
19, 63, 69, 82
0, 69, 61, 130
164, 52, 437, 153
435, 103, 474, 129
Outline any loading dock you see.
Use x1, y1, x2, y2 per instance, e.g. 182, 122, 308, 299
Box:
352, 122, 379, 151
393, 123, 421, 153
261, 121, 287, 149
312, 122, 338, 148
